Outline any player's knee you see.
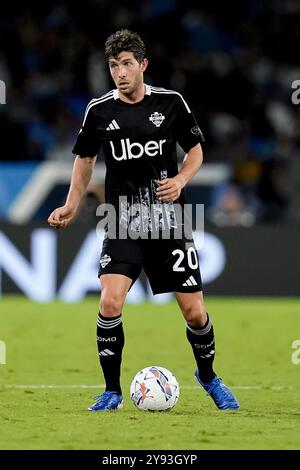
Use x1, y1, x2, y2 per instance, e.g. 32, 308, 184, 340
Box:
100, 294, 124, 317
182, 303, 207, 327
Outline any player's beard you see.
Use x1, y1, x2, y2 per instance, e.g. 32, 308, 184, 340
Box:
118, 84, 131, 95
118, 76, 142, 97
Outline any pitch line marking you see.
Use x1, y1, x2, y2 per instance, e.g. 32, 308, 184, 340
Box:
2, 384, 294, 391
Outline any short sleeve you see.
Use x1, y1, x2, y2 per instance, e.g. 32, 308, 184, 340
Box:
174, 94, 204, 153
72, 103, 101, 157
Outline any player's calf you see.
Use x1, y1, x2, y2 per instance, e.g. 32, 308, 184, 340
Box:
96, 313, 124, 395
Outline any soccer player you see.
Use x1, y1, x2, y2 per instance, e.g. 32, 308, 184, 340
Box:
48, 30, 239, 411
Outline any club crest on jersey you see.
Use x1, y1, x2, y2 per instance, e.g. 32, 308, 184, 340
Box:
100, 254, 111, 268
149, 112, 165, 127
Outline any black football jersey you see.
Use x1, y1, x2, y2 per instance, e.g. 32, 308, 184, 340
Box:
72, 85, 203, 232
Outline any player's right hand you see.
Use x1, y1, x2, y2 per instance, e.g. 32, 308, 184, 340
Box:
48, 205, 76, 229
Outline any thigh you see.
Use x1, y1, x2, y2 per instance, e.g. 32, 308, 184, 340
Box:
99, 274, 134, 310
100, 273, 134, 295
142, 238, 202, 295
98, 238, 143, 287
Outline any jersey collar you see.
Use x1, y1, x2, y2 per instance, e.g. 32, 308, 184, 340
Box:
113, 84, 151, 100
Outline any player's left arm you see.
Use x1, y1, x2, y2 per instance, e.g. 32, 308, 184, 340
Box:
156, 143, 203, 202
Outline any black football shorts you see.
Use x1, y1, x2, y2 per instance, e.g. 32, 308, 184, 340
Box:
98, 237, 202, 295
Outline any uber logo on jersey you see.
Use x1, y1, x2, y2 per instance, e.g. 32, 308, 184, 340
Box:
110, 138, 166, 161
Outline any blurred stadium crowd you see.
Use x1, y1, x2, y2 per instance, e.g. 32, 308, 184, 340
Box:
1, 0, 300, 224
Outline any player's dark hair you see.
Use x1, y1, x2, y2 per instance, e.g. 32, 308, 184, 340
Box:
105, 29, 146, 63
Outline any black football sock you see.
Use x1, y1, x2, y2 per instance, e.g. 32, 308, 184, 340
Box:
186, 314, 216, 383
96, 313, 125, 394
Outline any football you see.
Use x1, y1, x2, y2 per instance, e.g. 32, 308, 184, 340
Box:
130, 366, 180, 411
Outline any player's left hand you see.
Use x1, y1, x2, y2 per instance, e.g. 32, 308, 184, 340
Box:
156, 175, 185, 202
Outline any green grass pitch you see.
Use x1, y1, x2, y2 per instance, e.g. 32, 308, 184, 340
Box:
0, 296, 299, 450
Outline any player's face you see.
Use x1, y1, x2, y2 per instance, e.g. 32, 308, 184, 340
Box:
108, 51, 148, 96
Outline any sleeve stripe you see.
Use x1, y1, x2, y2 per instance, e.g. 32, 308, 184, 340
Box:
150, 88, 191, 113
81, 91, 114, 127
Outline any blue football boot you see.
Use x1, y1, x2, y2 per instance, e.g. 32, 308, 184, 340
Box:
88, 391, 123, 411
195, 369, 240, 410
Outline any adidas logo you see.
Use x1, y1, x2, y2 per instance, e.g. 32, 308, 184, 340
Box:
199, 349, 215, 359
106, 119, 120, 131
182, 275, 197, 287
99, 349, 115, 356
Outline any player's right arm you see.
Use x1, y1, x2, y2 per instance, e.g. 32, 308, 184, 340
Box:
48, 155, 97, 229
